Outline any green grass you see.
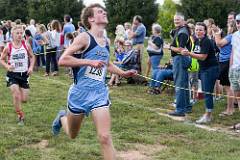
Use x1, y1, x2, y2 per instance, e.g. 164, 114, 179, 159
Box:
1, 49, 240, 160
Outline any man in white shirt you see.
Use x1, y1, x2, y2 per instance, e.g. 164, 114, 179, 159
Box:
26, 19, 37, 37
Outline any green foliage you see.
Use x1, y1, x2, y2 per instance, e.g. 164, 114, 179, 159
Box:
27, 0, 84, 25
0, 0, 84, 25
177, 0, 240, 28
0, 0, 28, 22
104, 0, 159, 36
158, 0, 176, 38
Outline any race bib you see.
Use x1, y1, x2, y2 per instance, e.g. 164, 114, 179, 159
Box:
85, 66, 106, 81
12, 60, 28, 72
14, 62, 24, 68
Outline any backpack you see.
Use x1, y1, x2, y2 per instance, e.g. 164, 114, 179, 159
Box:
31, 37, 42, 54
175, 32, 199, 72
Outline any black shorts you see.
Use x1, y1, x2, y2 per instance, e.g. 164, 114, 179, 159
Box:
6, 72, 30, 89
219, 61, 230, 86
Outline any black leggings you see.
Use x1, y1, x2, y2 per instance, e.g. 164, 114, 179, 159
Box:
46, 47, 58, 73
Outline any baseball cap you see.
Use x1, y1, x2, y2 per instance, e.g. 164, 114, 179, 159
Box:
236, 14, 240, 21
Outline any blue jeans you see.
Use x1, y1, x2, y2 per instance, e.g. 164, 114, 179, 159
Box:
150, 55, 162, 70
200, 65, 219, 112
173, 55, 191, 114
150, 69, 173, 88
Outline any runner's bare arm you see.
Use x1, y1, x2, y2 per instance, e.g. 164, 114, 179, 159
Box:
107, 62, 137, 78
0, 47, 13, 71
26, 43, 35, 75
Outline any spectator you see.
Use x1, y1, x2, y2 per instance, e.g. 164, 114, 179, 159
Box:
229, 13, 240, 131
205, 18, 222, 100
228, 11, 236, 24
77, 21, 86, 33
129, 15, 146, 74
213, 20, 237, 116
187, 21, 199, 104
229, 14, 240, 109
114, 24, 126, 46
0, 26, 4, 54
39, 24, 58, 76
14, 19, 21, 25
63, 14, 75, 48
108, 40, 126, 86
148, 59, 173, 95
34, 24, 47, 69
186, 18, 195, 25
26, 19, 37, 37
2, 20, 12, 43
51, 20, 62, 60
146, 23, 164, 77
181, 22, 219, 123
124, 22, 131, 39
164, 12, 192, 117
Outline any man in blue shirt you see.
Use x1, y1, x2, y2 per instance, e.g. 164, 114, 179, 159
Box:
63, 15, 75, 47
129, 15, 146, 74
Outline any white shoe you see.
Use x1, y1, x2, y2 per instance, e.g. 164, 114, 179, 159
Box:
196, 115, 212, 124
170, 102, 176, 107
190, 99, 197, 105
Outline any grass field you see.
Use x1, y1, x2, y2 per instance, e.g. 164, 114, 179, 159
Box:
1, 49, 240, 160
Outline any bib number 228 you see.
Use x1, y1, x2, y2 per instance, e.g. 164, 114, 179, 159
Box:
85, 66, 105, 81
89, 67, 102, 76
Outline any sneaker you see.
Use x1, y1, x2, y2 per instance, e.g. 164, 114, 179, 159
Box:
154, 88, 161, 94
196, 115, 211, 124
170, 102, 176, 108
171, 99, 177, 107
190, 99, 197, 105
17, 117, 24, 126
44, 73, 49, 77
168, 111, 185, 117
52, 71, 58, 76
147, 88, 155, 95
52, 110, 66, 135
186, 110, 192, 114
214, 96, 223, 101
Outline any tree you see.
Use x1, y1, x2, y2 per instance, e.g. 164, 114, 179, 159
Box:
0, 0, 84, 25
158, 0, 176, 38
0, 0, 28, 22
177, 0, 240, 28
104, 0, 159, 36
27, 0, 84, 25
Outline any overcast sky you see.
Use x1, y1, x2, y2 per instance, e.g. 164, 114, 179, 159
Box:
83, 0, 164, 6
